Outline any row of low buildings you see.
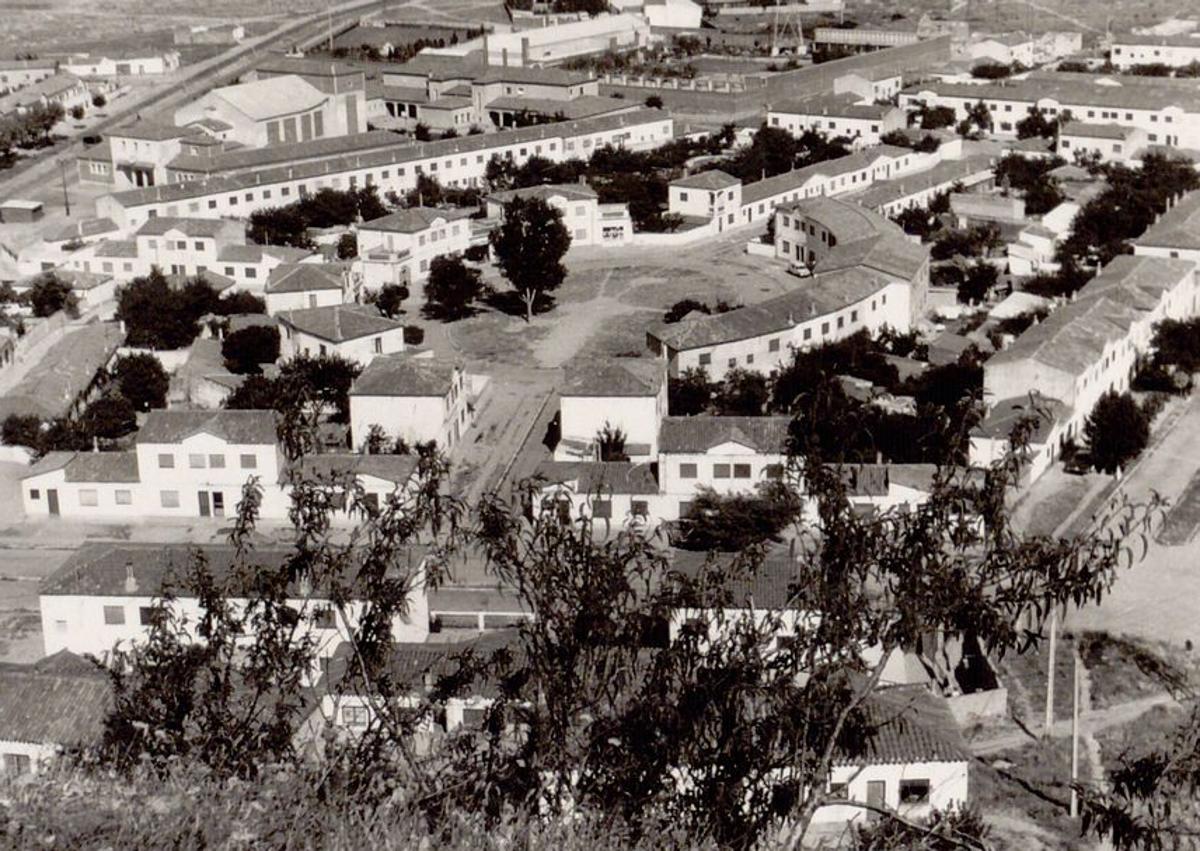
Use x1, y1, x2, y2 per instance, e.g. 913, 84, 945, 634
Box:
3, 537, 971, 832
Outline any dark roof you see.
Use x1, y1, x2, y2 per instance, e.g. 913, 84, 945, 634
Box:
476, 65, 595, 86
973, 393, 1067, 442
0, 666, 110, 746
668, 549, 801, 609
659, 416, 791, 454
290, 453, 419, 484
1136, 189, 1200, 250
135, 217, 234, 238
47, 217, 118, 243
671, 169, 740, 191
837, 686, 968, 766
167, 130, 405, 176
107, 119, 194, 142
536, 460, 660, 495
487, 182, 598, 205
43, 451, 140, 483
135, 410, 278, 445
266, 263, 345, 294
1060, 121, 1140, 140
359, 206, 473, 234
351, 354, 459, 397
41, 541, 426, 597
277, 304, 404, 343
561, 357, 662, 397
741, 146, 912, 207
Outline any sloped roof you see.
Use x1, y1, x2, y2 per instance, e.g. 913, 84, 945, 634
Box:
536, 460, 660, 495
561, 357, 663, 397
135, 217, 233, 238
741, 146, 913, 207
290, 452, 418, 484
659, 416, 791, 454
671, 169, 740, 191
360, 206, 473, 234
476, 65, 595, 86
63, 451, 140, 483
167, 130, 406, 177
208, 75, 327, 121
904, 76, 1200, 113
1136, 189, 1200, 250
668, 548, 801, 609
108, 119, 193, 142
487, 182, 598, 205
773, 91, 897, 120
973, 392, 1068, 442
351, 354, 459, 397
92, 240, 139, 259
835, 686, 968, 766
47, 217, 118, 243
277, 304, 403, 343
135, 410, 278, 445
266, 263, 345, 294
1060, 121, 1140, 140
0, 666, 110, 747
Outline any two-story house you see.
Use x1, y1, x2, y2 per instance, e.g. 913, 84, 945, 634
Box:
277, 304, 407, 365
555, 358, 666, 462
485, 182, 633, 246
668, 170, 742, 231
349, 353, 473, 450
355, 207, 474, 298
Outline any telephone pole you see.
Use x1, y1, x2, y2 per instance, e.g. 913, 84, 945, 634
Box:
1044, 607, 1057, 735
1070, 648, 1081, 818
58, 158, 71, 217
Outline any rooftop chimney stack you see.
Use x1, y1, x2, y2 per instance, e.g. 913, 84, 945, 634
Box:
124, 561, 138, 594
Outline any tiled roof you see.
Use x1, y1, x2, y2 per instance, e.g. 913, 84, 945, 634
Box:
846, 157, 994, 211
266, 263, 345, 294
209, 75, 328, 121
277, 304, 403, 343
108, 119, 194, 142
360, 206, 473, 234
168, 130, 406, 176
290, 452, 419, 484
561, 357, 662, 397
165, 269, 236, 293
0, 667, 110, 747
19, 268, 113, 290
351, 354, 458, 397
536, 460, 660, 495
671, 169, 740, 191
108, 110, 668, 209
420, 95, 472, 112
740, 146, 913, 207
1111, 33, 1200, 48
253, 56, 367, 79
781, 195, 904, 245
476, 65, 595, 86
773, 91, 896, 120
835, 686, 968, 766
1060, 121, 1140, 140
1136, 189, 1200, 250
47, 217, 118, 243
487, 182, 598, 205
668, 549, 801, 609
135, 409, 278, 445
988, 255, 1195, 374
659, 416, 791, 454
904, 77, 1200, 112
973, 392, 1067, 442
63, 451, 140, 483
135, 217, 234, 238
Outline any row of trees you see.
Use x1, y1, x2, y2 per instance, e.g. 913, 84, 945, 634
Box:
0, 102, 63, 167
247, 187, 388, 249
225, 352, 362, 424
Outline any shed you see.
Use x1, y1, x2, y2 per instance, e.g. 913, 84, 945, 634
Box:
0, 199, 44, 223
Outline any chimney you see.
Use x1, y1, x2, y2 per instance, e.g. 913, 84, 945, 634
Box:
92, 436, 99, 453
809, 302, 817, 317
124, 561, 138, 594
876, 450, 883, 464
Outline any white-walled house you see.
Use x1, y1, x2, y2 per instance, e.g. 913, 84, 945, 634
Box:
0, 652, 110, 777
20, 410, 423, 522
555, 358, 666, 462
657, 415, 791, 507
485, 183, 633, 246
643, 0, 703, 29
277, 304, 406, 365
1134, 188, 1200, 263
768, 94, 907, 150
355, 207, 474, 297
38, 542, 430, 670
969, 33, 1035, 67
668, 170, 743, 230
265, 263, 348, 314
1057, 122, 1147, 165
349, 353, 473, 450
1110, 33, 1200, 70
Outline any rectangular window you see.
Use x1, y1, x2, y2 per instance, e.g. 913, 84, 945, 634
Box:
713, 464, 731, 479
313, 607, 336, 629
188, 453, 205, 469
29, 489, 39, 500
899, 779, 931, 805
698, 353, 711, 366
103, 605, 125, 625
160, 490, 180, 508
3, 754, 31, 777
79, 489, 98, 507
240, 454, 257, 469
733, 463, 751, 479
115, 489, 132, 505
139, 606, 161, 626
765, 464, 784, 480
592, 499, 612, 519
803, 328, 812, 341
157, 453, 174, 469
631, 500, 648, 517
679, 463, 698, 479
209, 454, 225, 469
821, 322, 830, 335
342, 705, 368, 727
769, 338, 780, 352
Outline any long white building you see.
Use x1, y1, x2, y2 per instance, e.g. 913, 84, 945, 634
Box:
94, 110, 675, 231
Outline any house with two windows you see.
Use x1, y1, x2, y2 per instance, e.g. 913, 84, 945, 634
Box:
277, 304, 407, 365
264, 263, 350, 314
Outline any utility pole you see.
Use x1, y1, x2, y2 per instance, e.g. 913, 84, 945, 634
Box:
59, 158, 71, 217
1070, 648, 1081, 818
1044, 607, 1057, 735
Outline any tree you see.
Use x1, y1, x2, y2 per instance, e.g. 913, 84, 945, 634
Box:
489, 196, 571, 322
970, 60, 1013, 79
712, 367, 768, 416
110, 353, 169, 411
336, 232, 357, 260
423, 255, 482, 321
917, 104, 956, 130
69, 104, 85, 121
81, 393, 137, 440
277, 353, 363, 425
414, 122, 431, 141
957, 260, 998, 305
116, 270, 209, 350
663, 299, 711, 324
668, 367, 712, 415
645, 94, 663, 109
27, 272, 78, 318
1150, 317, 1200, 372
1016, 108, 1054, 140
222, 325, 281, 375
1, 413, 41, 448
224, 374, 280, 411
596, 422, 628, 462
674, 481, 802, 551
91, 93, 106, 108
1085, 391, 1150, 474
366, 283, 409, 319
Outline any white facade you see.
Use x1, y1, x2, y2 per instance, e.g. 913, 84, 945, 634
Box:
970, 36, 1035, 67
278, 305, 408, 366
62, 52, 180, 77
643, 0, 703, 29
1057, 123, 1147, 164
483, 14, 650, 67
485, 185, 633, 247
814, 759, 969, 826
350, 358, 474, 450
767, 100, 907, 150
1111, 36, 1200, 70
355, 208, 474, 297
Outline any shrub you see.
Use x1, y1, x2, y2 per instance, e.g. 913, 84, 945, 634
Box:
403, 326, 425, 346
